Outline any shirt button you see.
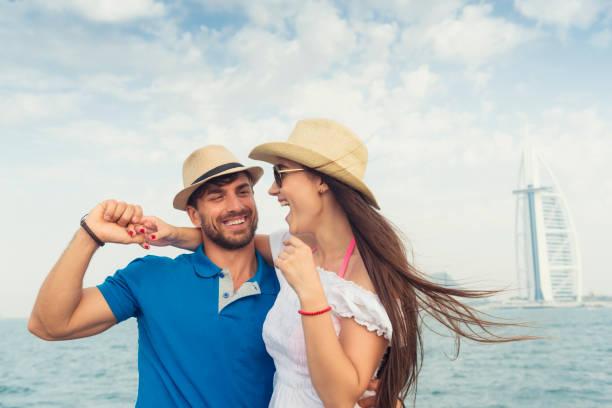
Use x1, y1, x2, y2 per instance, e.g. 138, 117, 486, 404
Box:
219, 272, 225, 278
223, 292, 229, 298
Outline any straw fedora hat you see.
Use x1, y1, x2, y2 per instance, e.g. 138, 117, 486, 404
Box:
249, 118, 379, 209
173, 145, 263, 210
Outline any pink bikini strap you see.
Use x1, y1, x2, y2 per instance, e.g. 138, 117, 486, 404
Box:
338, 237, 355, 279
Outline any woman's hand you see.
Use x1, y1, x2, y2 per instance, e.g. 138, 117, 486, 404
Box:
274, 236, 322, 299
131, 216, 203, 251
132, 216, 178, 247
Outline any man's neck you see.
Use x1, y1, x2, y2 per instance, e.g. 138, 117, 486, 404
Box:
201, 236, 258, 290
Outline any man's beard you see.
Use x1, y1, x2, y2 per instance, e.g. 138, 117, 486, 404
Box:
201, 208, 258, 250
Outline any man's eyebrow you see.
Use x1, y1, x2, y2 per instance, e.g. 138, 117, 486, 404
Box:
204, 186, 224, 196
236, 182, 252, 190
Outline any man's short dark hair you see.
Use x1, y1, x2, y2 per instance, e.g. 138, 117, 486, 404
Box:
186, 171, 254, 209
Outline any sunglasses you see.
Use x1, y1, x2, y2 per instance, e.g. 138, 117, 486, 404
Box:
273, 165, 304, 187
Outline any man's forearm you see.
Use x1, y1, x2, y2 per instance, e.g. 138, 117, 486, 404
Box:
29, 228, 99, 337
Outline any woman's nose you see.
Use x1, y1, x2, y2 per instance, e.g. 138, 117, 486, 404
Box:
268, 180, 280, 196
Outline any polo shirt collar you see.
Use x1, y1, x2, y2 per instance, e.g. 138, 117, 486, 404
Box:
250, 250, 278, 294
192, 246, 277, 294
192, 244, 223, 278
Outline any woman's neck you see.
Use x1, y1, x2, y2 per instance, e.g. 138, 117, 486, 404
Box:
311, 200, 354, 264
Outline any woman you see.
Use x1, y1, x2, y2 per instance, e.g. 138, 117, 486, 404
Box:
139, 119, 528, 407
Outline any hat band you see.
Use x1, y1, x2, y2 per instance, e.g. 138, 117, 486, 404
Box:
191, 162, 244, 185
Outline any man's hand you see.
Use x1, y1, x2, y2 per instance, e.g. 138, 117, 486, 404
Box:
84, 199, 145, 245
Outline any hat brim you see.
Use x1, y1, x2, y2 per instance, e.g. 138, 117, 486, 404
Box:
173, 165, 264, 210
249, 142, 379, 209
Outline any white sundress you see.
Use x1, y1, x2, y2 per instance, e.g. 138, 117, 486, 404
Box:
262, 230, 393, 407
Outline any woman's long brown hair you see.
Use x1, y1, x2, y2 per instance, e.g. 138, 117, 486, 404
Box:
316, 171, 533, 407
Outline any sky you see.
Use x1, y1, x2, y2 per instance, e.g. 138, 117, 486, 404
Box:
1, 0, 611, 317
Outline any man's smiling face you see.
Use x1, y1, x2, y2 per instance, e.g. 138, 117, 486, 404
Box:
188, 172, 258, 250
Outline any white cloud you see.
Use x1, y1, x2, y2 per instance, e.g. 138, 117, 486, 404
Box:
295, 1, 356, 64
80, 74, 149, 101
465, 68, 492, 89
285, 76, 366, 121
526, 107, 611, 207
19, 157, 99, 183
589, 28, 612, 48
403, 4, 537, 66
514, 0, 612, 29
226, 27, 296, 73
242, 0, 300, 32
355, 21, 398, 62
280, 63, 440, 141
346, 0, 467, 24
0, 68, 73, 92
35, 0, 166, 23
398, 65, 438, 102
0, 92, 83, 125
45, 120, 150, 150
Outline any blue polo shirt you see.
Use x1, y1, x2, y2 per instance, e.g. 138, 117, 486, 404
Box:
97, 245, 279, 407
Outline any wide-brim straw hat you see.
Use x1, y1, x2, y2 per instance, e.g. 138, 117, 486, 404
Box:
249, 118, 379, 209
173, 145, 263, 210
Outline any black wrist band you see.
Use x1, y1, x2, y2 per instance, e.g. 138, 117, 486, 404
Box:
80, 214, 105, 247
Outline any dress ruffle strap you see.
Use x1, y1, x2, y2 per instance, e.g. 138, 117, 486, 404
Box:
322, 271, 393, 342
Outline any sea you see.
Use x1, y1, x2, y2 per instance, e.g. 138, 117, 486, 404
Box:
1, 307, 611, 407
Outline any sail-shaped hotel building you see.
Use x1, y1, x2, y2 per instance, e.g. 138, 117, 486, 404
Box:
513, 147, 582, 304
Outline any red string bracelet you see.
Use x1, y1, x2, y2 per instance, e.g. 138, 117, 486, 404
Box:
298, 306, 331, 316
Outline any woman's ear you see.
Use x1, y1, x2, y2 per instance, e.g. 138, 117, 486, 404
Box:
318, 181, 329, 194
186, 205, 202, 228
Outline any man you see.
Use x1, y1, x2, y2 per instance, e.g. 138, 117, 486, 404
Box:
28, 145, 279, 407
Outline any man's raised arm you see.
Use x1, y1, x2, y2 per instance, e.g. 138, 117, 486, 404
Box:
28, 200, 145, 341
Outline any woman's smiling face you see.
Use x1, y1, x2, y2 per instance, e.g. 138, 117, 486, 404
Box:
268, 158, 324, 235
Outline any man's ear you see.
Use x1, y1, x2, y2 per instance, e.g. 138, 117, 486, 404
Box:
186, 205, 202, 227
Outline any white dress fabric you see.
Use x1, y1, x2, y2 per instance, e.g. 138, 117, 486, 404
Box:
262, 230, 392, 407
